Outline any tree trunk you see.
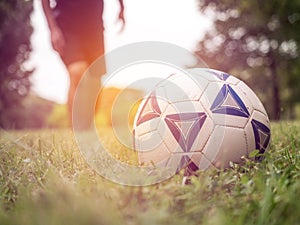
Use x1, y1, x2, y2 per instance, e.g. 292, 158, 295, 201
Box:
270, 59, 281, 121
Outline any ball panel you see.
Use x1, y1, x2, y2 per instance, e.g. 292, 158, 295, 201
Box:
188, 68, 228, 82
249, 110, 271, 154
197, 154, 215, 170
166, 153, 195, 173
161, 101, 213, 153
137, 135, 171, 165
201, 82, 252, 128
187, 152, 215, 171
222, 83, 253, 117
201, 125, 224, 163
244, 121, 256, 156
134, 92, 169, 135
206, 68, 240, 85
251, 110, 271, 132
152, 86, 168, 103
157, 118, 185, 154
225, 75, 240, 85
199, 81, 225, 117
134, 117, 161, 137
134, 129, 165, 153
191, 116, 214, 152
237, 81, 268, 115
166, 152, 213, 173
163, 100, 205, 115
202, 126, 247, 168
185, 69, 210, 94
159, 73, 204, 102
251, 120, 271, 154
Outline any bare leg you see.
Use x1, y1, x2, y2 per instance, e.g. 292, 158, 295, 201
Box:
68, 61, 103, 130
67, 61, 89, 123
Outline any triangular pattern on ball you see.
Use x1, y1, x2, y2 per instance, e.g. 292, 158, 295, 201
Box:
136, 92, 161, 126
164, 112, 207, 152
179, 155, 199, 173
210, 84, 250, 118
251, 119, 271, 153
206, 69, 230, 81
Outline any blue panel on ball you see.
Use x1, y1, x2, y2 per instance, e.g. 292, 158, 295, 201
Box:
210, 84, 250, 118
206, 69, 230, 81
136, 92, 161, 126
164, 112, 207, 152
177, 155, 199, 175
251, 119, 271, 154
178, 155, 190, 171
178, 155, 200, 174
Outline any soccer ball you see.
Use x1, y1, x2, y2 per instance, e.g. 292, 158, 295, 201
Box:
133, 68, 271, 174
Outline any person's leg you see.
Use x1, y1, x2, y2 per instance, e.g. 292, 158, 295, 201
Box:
68, 60, 103, 130
61, 26, 105, 129
67, 61, 89, 129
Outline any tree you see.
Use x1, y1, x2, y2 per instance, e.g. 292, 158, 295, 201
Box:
0, 0, 33, 129
195, 0, 300, 120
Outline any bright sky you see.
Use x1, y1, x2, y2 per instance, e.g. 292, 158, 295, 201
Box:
28, 0, 211, 103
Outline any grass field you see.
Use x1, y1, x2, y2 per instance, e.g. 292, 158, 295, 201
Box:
0, 121, 300, 225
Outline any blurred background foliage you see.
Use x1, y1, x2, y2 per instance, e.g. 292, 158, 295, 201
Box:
0, 0, 33, 129
95, 87, 143, 128
0, 0, 300, 129
195, 0, 300, 120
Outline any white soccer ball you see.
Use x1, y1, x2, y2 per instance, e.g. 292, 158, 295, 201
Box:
133, 68, 271, 174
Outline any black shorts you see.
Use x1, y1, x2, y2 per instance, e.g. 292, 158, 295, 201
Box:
57, 22, 105, 67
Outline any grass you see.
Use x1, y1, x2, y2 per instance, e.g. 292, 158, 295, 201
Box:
0, 121, 300, 225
